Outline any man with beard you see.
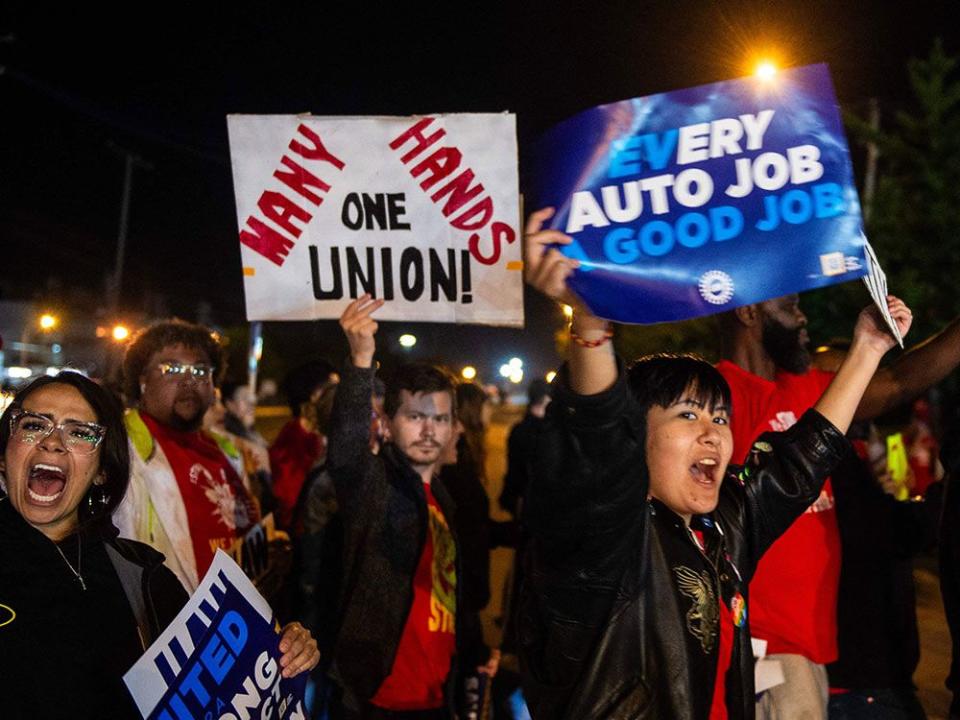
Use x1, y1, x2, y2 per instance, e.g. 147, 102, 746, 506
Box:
116, 320, 261, 592
718, 294, 960, 719
327, 295, 493, 719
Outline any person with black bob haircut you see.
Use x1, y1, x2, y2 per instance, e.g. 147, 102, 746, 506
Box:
518, 207, 913, 719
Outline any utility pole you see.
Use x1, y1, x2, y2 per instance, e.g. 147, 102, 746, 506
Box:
106, 142, 152, 317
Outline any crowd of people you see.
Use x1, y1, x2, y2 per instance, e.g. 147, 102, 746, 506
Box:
2, 207, 960, 720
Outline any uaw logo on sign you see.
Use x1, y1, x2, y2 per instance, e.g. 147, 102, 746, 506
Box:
532, 63, 868, 324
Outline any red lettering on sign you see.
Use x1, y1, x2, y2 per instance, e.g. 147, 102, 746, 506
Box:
273, 156, 330, 206
468, 221, 517, 266
389, 117, 515, 266
258, 190, 312, 238
389, 117, 446, 163
240, 217, 296, 266
239, 124, 345, 267
412, 146, 462, 191
289, 124, 346, 168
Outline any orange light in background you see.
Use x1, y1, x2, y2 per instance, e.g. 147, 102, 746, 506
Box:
755, 60, 778, 80
39, 313, 58, 331
112, 325, 130, 342
461, 366, 477, 381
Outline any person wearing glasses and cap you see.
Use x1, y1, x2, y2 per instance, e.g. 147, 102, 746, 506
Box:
0, 370, 319, 718
115, 319, 264, 594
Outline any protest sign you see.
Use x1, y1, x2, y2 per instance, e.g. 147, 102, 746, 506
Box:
532, 63, 868, 324
228, 114, 522, 326
124, 551, 307, 720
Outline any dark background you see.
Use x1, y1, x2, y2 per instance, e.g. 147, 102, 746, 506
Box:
2, 2, 957, 383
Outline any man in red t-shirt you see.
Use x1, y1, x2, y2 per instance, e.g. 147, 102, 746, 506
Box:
718, 293, 960, 719
328, 296, 496, 719
116, 320, 264, 593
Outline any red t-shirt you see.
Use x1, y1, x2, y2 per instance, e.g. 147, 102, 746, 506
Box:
372, 482, 457, 710
142, 413, 260, 577
269, 419, 325, 529
692, 529, 736, 720
715, 361, 841, 664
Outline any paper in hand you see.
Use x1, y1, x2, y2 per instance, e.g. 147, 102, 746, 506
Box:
861, 236, 904, 348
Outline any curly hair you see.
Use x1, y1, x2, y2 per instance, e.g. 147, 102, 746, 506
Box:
122, 319, 226, 401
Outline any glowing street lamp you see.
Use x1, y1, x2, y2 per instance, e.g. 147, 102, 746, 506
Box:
508, 357, 523, 369
508, 368, 524, 384
499, 363, 512, 378
112, 324, 130, 342
39, 313, 58, 331
461, 365, 477, 381
545, 370, 557, 383
755, 60, 778, 80
398, 334, 417, 349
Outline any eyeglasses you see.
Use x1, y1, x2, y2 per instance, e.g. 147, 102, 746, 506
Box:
157, 362, 214, 380
9, 410, 106, 455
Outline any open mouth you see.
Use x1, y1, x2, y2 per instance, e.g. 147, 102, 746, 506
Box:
690, 457, 720, 485
28, 463, 67, 504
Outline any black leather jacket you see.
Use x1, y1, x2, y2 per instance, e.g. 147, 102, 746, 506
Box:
519, 365, 847, 719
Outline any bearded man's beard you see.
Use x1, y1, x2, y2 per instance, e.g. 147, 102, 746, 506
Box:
761, 318, 811, 374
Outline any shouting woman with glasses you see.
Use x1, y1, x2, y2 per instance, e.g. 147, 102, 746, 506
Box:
0, 370, 320, 719
0, 371, 189, 717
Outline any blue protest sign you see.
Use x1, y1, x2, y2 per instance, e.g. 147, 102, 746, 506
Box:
124, 551, 307, 720
532, 63, 867, 324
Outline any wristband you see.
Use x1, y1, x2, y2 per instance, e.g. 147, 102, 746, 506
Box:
569, 323, 613, 348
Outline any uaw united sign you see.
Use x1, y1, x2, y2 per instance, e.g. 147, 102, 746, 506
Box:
228, 113, 522, 327
531, 63, 868, 324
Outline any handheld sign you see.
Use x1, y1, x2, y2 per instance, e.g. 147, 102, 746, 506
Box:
124, 551, 307, 720
532, 63, 868, 324
228, 114, 522, 327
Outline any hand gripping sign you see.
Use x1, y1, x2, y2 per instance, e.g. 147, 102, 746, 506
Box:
124, 551, 307, 720
228, 113, 523, 327
531, 63, 868, 324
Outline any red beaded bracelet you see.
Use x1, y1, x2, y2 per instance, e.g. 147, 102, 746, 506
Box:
569, 323, 614, 348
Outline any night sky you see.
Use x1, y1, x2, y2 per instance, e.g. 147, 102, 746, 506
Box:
2, 2, 957, 380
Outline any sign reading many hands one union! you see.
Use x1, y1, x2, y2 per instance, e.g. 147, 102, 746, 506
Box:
532, 63, 868, 324
228, 114, 522, 327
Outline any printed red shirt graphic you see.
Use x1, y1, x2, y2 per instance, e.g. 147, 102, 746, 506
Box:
142, 413, 260, 577
716, 361, 841, 663
373, 482, 457, 710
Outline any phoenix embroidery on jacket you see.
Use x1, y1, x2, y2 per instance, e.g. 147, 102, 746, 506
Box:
674, 566, 718, 653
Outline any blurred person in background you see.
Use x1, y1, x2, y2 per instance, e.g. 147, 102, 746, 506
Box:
270, 360, 339, 529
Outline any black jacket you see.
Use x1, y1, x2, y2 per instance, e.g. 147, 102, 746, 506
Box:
519, 364, 847, 720
326, 364, 485, 707
0, 496, 187, 719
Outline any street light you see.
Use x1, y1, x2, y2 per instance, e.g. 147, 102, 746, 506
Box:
399, 334, 417, 349
755, 60, 777, 80
545, 370, 557, 383
509, 368, 524, 384
461, 366, 477, 381
112, 324, 130, 342
39, 313, 58, 331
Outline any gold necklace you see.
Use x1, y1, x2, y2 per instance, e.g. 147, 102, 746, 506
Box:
53, 535, 86, 591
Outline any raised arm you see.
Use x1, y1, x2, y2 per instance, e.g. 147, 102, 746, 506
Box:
856, 316, 960, 420
524, 208, 615, 395
326, 295, 385, 500
815, 296, 913, 433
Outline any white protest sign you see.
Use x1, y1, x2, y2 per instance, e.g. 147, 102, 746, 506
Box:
228, 114, 522, 326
